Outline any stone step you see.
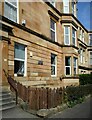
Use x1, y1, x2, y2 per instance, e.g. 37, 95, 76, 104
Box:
0, 100, 16, 111
0, 89, 16, 111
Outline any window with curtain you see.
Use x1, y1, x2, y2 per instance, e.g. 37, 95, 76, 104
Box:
14, 43, 26, 76
4, 0, 17, 22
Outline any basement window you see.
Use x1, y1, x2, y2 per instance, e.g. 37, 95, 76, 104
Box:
14, 43, 27, 77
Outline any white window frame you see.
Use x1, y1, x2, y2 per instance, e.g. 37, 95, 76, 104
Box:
80, 48, 83, 63
72, 27, 76, 46
14, 43, 27, 77
4, 0, 19, 23
50, 18, 56, 42
65, 56, 71, 76
64, 26, 70, 45
51, 53, 57, 77
63, 0, 69, 13
73, 57, 77, 75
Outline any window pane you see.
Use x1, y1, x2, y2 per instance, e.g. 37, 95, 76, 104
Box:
72, 28, 76, 45
65, 27, 68, 34
89, 34, 92, 46
51, 54, 55, 64
65, 36, 69, 44
50, 19, 55, 30
51, 53, 56, 76
51, 30, 55, 41
66, 67, 70, 75
65, 57, 70, 66
90, 52, 92, 65
63, 0, 69, 13
7, 0, 17, 6
14, 43, 25, 60
14, 60, 24, 74
51, 66, 55, 75
4, 1, 17, 22
64, 26, 70, 45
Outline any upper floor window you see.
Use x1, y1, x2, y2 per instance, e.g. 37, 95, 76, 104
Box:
89, 34, 92, 46
50, 18, 56, 42
72, 0, 75, 14
90, 52, 92, 65
63, 0, 69, 13
73, 57, 77, 75
4, 0, 18, 22
65, 56, 71, 75
49, 0, 55, 7
80, 48, 83, 63
64, 26, 70, 45
79, 29, 82, 40
82, 31, 84, 42
51, 53, 57, 76
72, 27, 76, 46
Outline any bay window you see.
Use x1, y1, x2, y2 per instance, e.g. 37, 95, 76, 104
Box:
72, 27, 76, 46
65, 56, 71, 75
64, 26, 70, 45
89, 34, 92, 46
73, 57, 77, 75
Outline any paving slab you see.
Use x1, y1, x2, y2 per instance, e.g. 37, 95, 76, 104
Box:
1, 106, 39, 119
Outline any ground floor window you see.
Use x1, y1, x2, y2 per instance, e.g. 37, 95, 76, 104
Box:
90, 52, 92, 65
14, 42, 26, 76
51, 53, 57, 76
73, 57, 77, 75
65, 56, 71, 75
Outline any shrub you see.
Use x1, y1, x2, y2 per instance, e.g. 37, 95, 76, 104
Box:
64, 84, 92, 107
79, 74, 92, 85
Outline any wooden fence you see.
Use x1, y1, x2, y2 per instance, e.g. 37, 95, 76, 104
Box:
14, 82, 63, 110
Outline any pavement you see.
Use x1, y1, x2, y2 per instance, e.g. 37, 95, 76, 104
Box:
1, 106, 39, 119
1, 97, 92, 119
49, 97, 92, 118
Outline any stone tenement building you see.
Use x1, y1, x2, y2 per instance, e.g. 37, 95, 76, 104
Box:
0, 0, 92, 87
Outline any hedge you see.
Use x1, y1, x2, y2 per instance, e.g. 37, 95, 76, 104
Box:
63, 84, 92, 107
79, 74, 92, 85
